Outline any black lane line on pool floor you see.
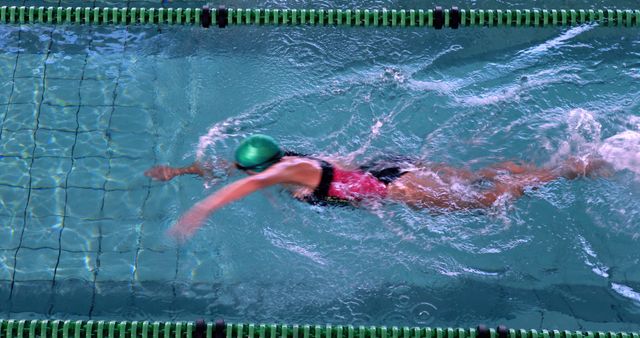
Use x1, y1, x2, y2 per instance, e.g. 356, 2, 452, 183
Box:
48, 0, 94, 316
7, 3, 59, 306
92, 0, 130, 317
131, 9, 175, 317
0, 37, 20, 143
127, 5, 182, 314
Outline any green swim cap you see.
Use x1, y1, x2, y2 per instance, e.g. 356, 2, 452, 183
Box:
235, 134, 284, 172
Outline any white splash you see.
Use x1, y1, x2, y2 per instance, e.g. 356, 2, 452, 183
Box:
544, 108, 640, 181
549, 108, 602, 166
598, 130, 640, 177
371, 120, 384, 136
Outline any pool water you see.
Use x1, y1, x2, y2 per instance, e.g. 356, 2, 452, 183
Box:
1, 0, 640, 332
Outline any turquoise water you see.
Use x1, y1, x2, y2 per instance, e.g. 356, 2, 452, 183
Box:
1, 0, 640, 332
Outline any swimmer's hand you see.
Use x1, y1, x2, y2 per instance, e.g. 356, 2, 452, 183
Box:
167, 204, 209, 242
145, 162, 210, 181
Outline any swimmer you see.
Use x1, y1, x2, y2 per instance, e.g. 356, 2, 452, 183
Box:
145, 134, 607, 240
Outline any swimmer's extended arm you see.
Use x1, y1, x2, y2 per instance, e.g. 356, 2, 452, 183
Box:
145, 160, 234, 181
168, 162, 310, 240
176, 162, 207, 176
144, 162, 205, 181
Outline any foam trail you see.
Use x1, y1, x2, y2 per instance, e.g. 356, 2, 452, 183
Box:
195, 50, 458, 165
344, 98, 416, 163
577, 235, 610, 278
195, 100, 282, 161
611, 283, 640, 304
264, 228, 329, 266
456, 66, 583, 106
195, 115, 246, 160
345, 45, 467, 162
517, 24, 596, 57
452, 24, 596, 98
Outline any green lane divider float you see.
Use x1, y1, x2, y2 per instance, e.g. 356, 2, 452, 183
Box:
0, 320, 638, 338
0, 5, 638, 28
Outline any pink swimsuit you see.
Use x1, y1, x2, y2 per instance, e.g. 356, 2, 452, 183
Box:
327, 166, 388, 200
301, 157, 404, 205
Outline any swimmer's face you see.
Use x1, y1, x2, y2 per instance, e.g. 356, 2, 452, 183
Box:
235, 160, 276, 174
235, 163, 258, 175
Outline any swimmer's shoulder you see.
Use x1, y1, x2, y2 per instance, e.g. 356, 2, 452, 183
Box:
279, 154, 357, 171
266, 156, 323, 189
297, 154, 358, 171
275, 156, 323, 172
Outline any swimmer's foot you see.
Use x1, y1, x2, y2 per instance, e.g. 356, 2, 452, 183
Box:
561, 156, 611, 179
145, 165, 180, 181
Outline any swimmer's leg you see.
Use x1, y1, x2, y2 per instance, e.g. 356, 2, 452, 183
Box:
476, 156, 608, 206
475, 169, 557, 207
144, 162, 206, 181
389, 157, 607, 209
479, 156, 606, 184
387, 165, 552, 209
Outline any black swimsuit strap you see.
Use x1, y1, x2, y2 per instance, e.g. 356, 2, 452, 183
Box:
284, 151, 332, 198
312, 160, 334, 200
284, 150, 307, 157
283, 152, 344, 206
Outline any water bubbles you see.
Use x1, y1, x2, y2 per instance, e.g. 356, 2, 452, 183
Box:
410, 302, 438, 325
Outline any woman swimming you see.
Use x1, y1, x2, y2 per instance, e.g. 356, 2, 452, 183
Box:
145, 134, 605, 240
